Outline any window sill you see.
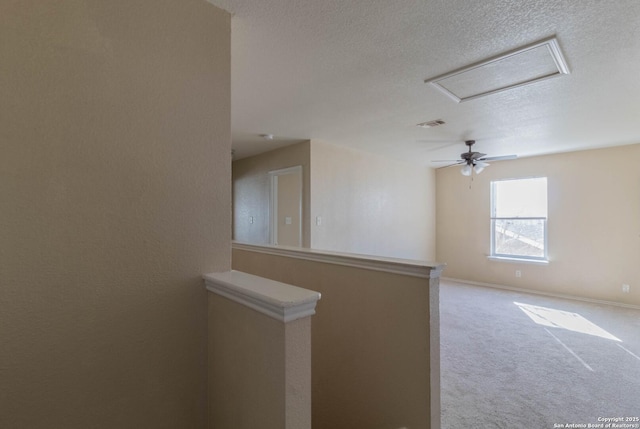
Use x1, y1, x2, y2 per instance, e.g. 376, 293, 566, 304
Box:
487, 256, 549, 265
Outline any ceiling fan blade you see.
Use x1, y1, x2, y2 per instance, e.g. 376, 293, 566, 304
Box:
431, 161, 465, 169
479, 154, 517, 161
439, 161, 466, 169
470, 152, 486, 160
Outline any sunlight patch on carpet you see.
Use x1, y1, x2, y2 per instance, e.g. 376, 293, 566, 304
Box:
617, 344, 640, 361
514, 302, 622, 342
544, 328, 594, 371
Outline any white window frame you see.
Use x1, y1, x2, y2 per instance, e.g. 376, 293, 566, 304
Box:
490, 177, 548, 262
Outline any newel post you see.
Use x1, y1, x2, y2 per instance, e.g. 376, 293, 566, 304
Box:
205, 270, 321, 429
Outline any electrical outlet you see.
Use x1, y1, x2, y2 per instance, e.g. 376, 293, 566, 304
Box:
515, 270, 522, 278
622, 284, 630, 293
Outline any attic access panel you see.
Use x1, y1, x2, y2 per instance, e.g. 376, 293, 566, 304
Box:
425, 36, 570, 103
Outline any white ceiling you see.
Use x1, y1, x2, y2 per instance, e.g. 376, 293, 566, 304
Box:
208, 0, 640, 165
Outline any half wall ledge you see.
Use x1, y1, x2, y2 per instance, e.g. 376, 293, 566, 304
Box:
232, 241, 446, 279
204, 270, 321, 322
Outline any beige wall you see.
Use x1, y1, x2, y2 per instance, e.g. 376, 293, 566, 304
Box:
276, 170, 303, 246
436, 143, 640, 306
208, 293, 312, 429
232, 247, 436, 429
310, 140, 436, 260
233, 141, 311, 246
0, 2, 230, 428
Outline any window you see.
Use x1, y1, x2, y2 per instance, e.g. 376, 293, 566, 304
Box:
491, 177, 548, 261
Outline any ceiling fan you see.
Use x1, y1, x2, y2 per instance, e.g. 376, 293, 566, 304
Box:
432, 140, 517, 176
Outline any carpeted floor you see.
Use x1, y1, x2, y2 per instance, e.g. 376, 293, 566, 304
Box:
440, 280, 640, 429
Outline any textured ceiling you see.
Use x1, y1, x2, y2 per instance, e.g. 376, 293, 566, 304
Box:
208, 0, 640, 165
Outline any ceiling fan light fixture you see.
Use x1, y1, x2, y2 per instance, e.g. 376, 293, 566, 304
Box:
461, 164, 472, 176
474, 161, 489, 174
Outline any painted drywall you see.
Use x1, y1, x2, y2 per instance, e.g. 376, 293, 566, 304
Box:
310, 140, 436, 260
276, 170, 303, 246
436, 144, 640, 307
232, 141, 311, 246
208, 293, 312, 429
232, 247, 436, 429
0, 2, 230, 428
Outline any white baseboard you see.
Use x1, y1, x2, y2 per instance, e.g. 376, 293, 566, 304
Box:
442, 277, 640, 311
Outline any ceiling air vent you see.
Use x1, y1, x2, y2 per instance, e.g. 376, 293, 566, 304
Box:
417, 119, 445, 128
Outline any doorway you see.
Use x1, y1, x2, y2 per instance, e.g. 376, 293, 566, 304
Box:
269, 166, 302, 247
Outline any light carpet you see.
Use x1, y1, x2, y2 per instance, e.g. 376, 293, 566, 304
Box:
440, 280, 640, 429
